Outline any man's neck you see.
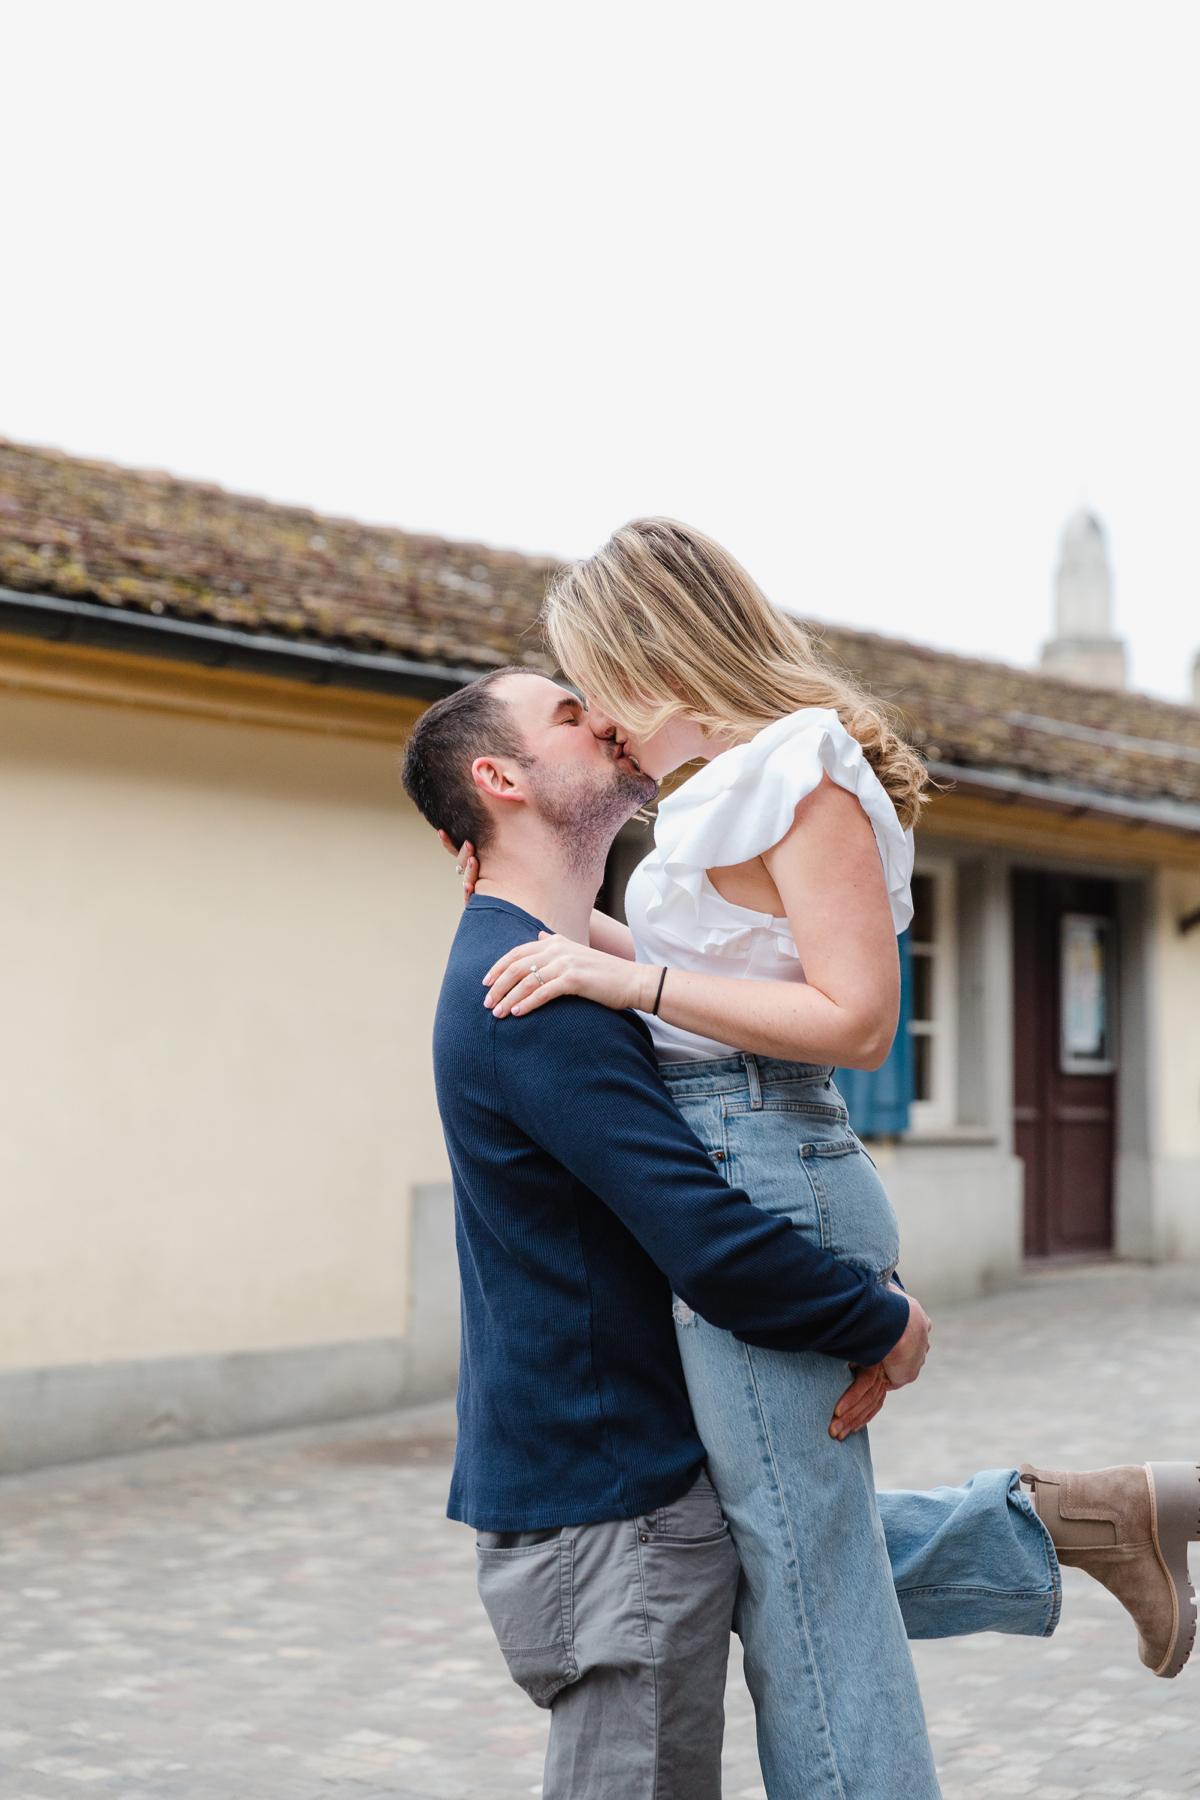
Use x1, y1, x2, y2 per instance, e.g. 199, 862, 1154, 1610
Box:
471, 836, 606, 943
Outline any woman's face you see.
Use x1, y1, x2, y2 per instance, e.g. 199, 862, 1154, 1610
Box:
584, 699, 710, 781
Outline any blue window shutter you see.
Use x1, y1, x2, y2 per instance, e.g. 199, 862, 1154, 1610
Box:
836, 928, 914, 1138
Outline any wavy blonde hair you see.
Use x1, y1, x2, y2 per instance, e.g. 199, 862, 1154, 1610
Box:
542, 517, 930, 831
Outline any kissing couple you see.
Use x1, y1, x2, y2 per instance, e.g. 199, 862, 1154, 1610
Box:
403, 518, 1199, 1799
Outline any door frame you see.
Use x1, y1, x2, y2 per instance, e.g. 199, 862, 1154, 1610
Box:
919, 829, 1156, 1265
1003, 851, 1154, 1265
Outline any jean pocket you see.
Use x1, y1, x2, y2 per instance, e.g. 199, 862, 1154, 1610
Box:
475, 1534, 577, 1707
798, 1135, 901, 1280
639, 1468, 730, 1546
719, 1108, 827, 1242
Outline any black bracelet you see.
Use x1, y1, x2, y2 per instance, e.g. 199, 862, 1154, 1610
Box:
651, 966, 668, 1016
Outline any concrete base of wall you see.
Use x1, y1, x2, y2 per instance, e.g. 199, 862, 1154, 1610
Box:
1115, 1151, 1157, 1260
405, 1183, 460, 1404
1154, 1157, 1200, 1260
869, 1140, 1025, 1304
0, 1336, 412, 1476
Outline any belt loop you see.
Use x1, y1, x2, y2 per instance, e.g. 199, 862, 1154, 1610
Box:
743, 1052, 762, 1110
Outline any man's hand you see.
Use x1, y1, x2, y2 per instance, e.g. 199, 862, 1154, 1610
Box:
829, 1362, 889, 1439
831, 1286, 931, 1435
880, 1282, 933, 1390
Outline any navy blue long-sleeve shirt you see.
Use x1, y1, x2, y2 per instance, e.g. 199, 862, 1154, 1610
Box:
433, 896, 910, 1530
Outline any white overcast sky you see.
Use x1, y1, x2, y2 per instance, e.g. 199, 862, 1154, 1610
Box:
6, 2, 1199, 702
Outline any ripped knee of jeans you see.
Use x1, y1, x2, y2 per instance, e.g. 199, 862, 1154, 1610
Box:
672, 1296, 696, 1327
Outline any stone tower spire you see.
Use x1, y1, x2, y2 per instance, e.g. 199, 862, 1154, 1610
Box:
1039, 510, 1128, 690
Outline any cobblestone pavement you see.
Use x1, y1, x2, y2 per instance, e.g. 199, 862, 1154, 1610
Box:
2, 1262, 1199, 1800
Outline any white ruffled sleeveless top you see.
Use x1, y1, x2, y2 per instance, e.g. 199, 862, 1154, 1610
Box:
623, 707, 915, 1064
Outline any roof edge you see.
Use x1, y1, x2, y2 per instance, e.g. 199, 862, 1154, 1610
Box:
0, 585, 483, 701
928, 761, 1200, 838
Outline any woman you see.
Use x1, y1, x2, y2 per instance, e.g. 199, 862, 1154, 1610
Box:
444, 520, 1190, 1797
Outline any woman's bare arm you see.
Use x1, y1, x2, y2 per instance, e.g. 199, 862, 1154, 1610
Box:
646, 777, 899, 1065
590, 910, 636, 959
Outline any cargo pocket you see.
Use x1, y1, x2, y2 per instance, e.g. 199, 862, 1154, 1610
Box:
474, 1533, 577, 1708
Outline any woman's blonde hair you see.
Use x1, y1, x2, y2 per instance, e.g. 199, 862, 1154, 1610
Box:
542, 517, 930, 831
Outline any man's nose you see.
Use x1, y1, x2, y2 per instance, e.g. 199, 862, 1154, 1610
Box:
588, 708, 618, 742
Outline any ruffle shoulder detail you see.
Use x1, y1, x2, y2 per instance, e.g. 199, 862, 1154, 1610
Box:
640, 708, 915, 960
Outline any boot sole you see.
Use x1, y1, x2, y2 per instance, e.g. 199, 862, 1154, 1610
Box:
1146, 1462, 1200, 1678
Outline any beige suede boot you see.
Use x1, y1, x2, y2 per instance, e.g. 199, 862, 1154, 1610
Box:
1020, 1461, 1200, 1678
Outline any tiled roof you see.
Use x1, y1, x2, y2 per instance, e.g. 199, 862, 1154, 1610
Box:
0, 438, 555, 674
809, 621, 1200, 816
3, 437, 1199, 817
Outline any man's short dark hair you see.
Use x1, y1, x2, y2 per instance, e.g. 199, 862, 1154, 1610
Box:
400, 666, 544, 851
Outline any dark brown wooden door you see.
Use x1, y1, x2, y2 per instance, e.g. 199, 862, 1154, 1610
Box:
1012, 869, 1117, 1258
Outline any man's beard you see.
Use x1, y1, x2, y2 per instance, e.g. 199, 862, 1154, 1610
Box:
526, 759, 658, 873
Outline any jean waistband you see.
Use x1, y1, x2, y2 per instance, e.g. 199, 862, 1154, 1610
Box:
656, 1051, 836, 1099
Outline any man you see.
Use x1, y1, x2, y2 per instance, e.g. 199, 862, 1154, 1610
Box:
402, 667, 1197, 1800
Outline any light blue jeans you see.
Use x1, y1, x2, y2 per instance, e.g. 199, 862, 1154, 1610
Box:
660, 1053, 1062, 1800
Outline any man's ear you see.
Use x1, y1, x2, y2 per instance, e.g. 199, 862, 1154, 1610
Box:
470, 755, 527, 806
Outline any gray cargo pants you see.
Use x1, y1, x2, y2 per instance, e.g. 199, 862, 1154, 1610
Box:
475, 1467, 740, 1799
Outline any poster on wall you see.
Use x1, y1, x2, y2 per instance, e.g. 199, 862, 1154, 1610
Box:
1060, 913, 1116, 1073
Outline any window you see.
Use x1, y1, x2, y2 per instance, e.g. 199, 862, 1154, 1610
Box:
907, 859, 958, 1133
1059, 912, 1118, 1073
836, 925, 915, 1139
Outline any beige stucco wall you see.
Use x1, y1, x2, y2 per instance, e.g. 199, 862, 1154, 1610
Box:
1155, 867, 1200, 1162
0, 685, 456, 1372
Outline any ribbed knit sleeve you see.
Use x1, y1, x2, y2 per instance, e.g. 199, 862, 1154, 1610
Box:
492, 997, 910, 1367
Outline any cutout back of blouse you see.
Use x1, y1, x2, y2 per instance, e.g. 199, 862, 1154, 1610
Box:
623, 707, 915, 1064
